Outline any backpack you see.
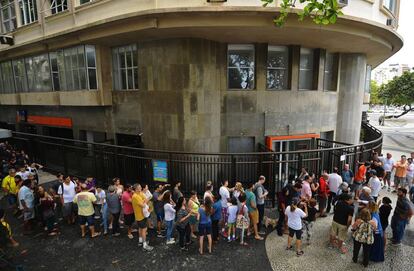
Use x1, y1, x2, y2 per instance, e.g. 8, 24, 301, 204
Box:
352, 221, 374, 245
236, 204, 249, 229
59, 180, 76, 195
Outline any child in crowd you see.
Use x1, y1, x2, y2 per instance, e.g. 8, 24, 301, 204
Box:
236, 192, 249, 246
227, 197, 238, 242
302, 198, 317, 245
198, 197, 213, 255
95, 186, 106, 219
211, 193, 222, 242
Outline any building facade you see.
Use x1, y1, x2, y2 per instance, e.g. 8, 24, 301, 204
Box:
373, 63, 411, 85
0, 0, 403, 153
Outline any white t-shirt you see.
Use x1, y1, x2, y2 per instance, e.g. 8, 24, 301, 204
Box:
381, 157, 394, 172
57, 181, 77, 203
227, 205, 238, 224
285, 206, 306, 230
368, 177, 381, 197
203, 191, 213, 201
328, 173, 343, 194
16, 170, 30, 180
219, 186, 230, 208
407, 163, 414, 178
95, 190, 106, 204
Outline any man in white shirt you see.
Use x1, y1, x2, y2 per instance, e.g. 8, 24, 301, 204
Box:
380, 153, 394, 191
368, 170, 381, 202
326, 167, 343, 213
219, 180, 231, 237
407, 158, 414, 189
57, 176, 77, 224
16, 165, 30, 181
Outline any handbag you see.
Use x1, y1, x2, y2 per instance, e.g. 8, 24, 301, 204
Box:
236, 204, 249, 229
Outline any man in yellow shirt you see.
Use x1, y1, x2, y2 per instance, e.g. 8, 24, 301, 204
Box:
73, 184, 100, 238
132, 183, 153, 251
394, 155, 409, 191
2, 169, 18, 209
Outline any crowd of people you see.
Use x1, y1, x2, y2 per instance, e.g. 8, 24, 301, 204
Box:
276, 151, 414, 267
1, 139, 414, 268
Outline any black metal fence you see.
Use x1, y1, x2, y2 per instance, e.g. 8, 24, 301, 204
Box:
7, 121, 382, 207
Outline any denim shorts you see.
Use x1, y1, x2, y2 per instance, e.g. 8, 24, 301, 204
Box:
156, 212, 164, 222
79, 215, 94, 226
198, 223, 212, 236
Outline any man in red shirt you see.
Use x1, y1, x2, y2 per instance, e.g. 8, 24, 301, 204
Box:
353, 162, 371, 198
318, 172, 329, 217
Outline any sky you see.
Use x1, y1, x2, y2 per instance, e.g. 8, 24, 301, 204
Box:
379, 0, 414, 68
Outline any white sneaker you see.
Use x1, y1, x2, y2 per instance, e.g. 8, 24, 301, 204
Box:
139, 237, 143, 243
143, 243, 154, 251
166, 239, 175, 245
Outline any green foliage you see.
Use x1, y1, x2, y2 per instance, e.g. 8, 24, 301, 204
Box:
379, 71, 414, 107
262, 0, 343, 27
369, 80, 383, 105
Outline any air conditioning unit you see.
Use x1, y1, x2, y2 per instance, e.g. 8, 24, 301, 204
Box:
337, 0, 348, 7
386, 18, 397, 28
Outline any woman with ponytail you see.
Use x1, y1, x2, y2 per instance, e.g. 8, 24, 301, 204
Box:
285, 198, 307, 256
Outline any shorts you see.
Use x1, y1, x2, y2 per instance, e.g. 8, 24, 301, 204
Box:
198, 223, 212, 236
318, 197, 327, 211
23, 208, 35, 221
7, 194, 17, 206
394, 176, 406, 187
137, 218, 147, 229
352, 182, 362, 193
62, 202, 74, 217
384, 172, 391, 181
407, 175, 413, 187
227, 222, 235, 228
124, 213, 135, 226
189, 215, 197, 225
331, 221, 348, 241
249, 209, 259, 225
79, 215, 94, 226
288, 227, 302, 239
156, 211, 164, 222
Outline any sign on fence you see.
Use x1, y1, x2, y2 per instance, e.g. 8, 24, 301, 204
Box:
153, 160, 168, 182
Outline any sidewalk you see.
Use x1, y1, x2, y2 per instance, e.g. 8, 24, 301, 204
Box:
265, 189, 414, 271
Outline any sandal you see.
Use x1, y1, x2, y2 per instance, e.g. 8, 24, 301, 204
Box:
286, 246, 293, 250
296, 251, 304, 256
240, 242, 248, 246
91, 232, 101, 238
255, 236, 264, 240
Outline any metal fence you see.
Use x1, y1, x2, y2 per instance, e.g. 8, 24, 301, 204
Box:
7, 121, 382, 207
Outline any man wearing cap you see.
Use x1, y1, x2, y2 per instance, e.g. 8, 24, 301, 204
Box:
368, 170, 381, 202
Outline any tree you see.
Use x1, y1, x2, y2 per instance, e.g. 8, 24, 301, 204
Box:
262, 0, 343, 27
379, 71, 414, 118
369, 80, 383, 105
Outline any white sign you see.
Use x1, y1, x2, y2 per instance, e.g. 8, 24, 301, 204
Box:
340, 155, 346, 161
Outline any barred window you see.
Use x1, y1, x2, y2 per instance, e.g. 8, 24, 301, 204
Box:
50, 0, 68, 15
323, 52, 339, 91
227, 44, 255, 90
19, 0, 38, 25
12, 59, 28, 92
0, 61, 15, 94
1, 0, 17, 33
112, 45, 138, 90
267, 45, 289, 90
25, 54, 52, 92
299, 48, 315, 90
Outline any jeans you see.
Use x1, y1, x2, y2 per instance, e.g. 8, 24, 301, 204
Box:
111, 212, 121, 234
257, 204, 265, 231
353, 239, 371, 267
391, 215, 408, 243
177, 224, 191, 248
212, 219, 220, 241
326, 192, 337, 213
166, 220, 174, 241
101, 203, 108, 233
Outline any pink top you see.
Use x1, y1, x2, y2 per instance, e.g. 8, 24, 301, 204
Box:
301, 182, 312, 200
121, 191, 134, 215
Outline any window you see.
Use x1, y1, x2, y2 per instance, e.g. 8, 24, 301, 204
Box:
112, 45, 138, 90
323, 52, 339, 91
19, 0, 38, 25
25, 54, 52, 92
80, 0, 92, 4
0, 61, 15, 93
267, 45, 289, 90
227, 44, 255, 90
85, 45, 97, 90
299, 48, 315, 90
1, 0, 17, 33
50, 0, 68, 14
12, 58, 28, 92
383, 0, 397, 14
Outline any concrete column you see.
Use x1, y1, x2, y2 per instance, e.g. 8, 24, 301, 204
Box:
335, 53, 367, 144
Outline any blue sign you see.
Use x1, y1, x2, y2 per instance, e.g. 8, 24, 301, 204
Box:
153, 160, 168, 182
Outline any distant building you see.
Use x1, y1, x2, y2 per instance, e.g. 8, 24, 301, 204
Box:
373, 63, 411, 85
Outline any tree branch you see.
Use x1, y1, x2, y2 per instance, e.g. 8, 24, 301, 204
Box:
385, 105, 413, 119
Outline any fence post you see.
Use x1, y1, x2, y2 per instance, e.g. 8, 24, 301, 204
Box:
231, 155, 236, 182
271, 154, 277, 208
